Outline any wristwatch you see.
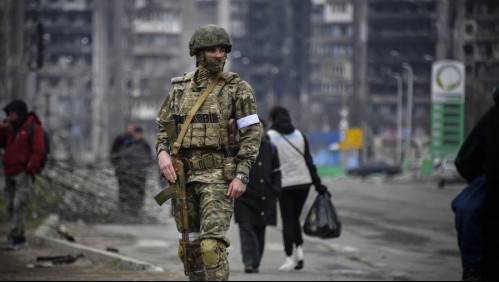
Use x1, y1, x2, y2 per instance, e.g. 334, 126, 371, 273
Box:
235, 173, 250, 184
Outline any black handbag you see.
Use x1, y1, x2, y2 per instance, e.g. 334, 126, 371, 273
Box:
303, 193, 342, 239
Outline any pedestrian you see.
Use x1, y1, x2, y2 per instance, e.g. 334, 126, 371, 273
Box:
110, 122, 134, 167
454, 86, 499, 281
266, 106, 328, 272
0, 99, 46, 250
119, 126, 153, 219
110, 123, 135, 216
155, 24, 260, 280
234, 119, 281, 274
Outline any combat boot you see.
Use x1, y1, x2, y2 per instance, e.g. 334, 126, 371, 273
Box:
462, 264, 485, 281
6, 235, 27, 251
188, 270, 205, 281
205, 260, 229, 281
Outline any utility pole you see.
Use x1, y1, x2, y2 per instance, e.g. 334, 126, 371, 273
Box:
92, 1, 110, 162
181, 1, 197, 73
393, 73, 403, 165
355, 0, 369, 162
218, 0, 231, 70
402, 63, 414, 164
436, 0, 451, 60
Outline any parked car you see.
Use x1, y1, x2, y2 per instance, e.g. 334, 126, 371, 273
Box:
347, 161, 403, 178
434, 157, 466, 188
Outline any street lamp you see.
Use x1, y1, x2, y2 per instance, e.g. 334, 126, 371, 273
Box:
391, 50, 415, 165
402, 63, 414, 164
392, 73, 403, 165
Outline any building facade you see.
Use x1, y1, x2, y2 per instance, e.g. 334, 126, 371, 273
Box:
230, 0, 311, 125
308, 0, 357, 133
454, 0, 499, 132
364, 0, 443, 160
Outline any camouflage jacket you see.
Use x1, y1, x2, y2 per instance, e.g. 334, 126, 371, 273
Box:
156, 71, 260, 184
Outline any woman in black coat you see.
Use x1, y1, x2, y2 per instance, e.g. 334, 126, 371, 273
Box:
234, 120, 281, 274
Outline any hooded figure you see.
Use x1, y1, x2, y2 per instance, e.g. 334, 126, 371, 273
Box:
0, 99, 45, 249
266, 106, 328, 272
1, 100, 45, 176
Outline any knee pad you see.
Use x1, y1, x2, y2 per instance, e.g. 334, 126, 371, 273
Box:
200, 239, 227, 267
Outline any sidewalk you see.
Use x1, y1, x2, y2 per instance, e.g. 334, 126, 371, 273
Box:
0, 218, 183, 281
60, 222, 388, 281
54, 207, 396, 281
2, 176, 460, 281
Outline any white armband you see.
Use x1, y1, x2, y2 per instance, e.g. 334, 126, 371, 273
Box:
237, 114, 259, 128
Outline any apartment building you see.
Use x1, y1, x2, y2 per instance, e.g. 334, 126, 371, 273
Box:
308, 0, 357, 132
365, 0, 442, 160
230, 0, 311, 124
454, 0, 499, 131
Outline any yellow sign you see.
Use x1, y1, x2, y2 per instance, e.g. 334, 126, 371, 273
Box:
339, 128, 363, 150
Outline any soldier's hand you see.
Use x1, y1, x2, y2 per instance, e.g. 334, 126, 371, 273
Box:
227, 178, 246, 199
158, 151, 177, 183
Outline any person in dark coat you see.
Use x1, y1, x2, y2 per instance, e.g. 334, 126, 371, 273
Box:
0, 100, 46, 249
455, 86, 499, 280
234, 120, 281, 274
118, 126, 153, 218
110, 123, 135, 215
110, 122, 135, 169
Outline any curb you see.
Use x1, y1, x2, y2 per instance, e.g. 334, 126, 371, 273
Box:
32, 214, 164, 272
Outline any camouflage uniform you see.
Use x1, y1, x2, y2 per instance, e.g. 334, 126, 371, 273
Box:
156, 25, 260, 281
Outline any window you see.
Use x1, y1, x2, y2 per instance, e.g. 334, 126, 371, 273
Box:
334, 65, 345, 76
465, 24, 474, 34
328, 2, 347, 13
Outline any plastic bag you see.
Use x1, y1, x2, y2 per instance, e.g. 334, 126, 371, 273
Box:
303, 193, 342, 239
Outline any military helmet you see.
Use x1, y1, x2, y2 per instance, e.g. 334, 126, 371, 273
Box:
189, 24, 232, 57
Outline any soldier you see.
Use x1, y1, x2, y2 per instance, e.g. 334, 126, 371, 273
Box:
155, 25, 260, 281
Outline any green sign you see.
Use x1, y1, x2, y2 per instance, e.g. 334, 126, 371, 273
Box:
431, 61, 465, 158
431, 103, 465, 157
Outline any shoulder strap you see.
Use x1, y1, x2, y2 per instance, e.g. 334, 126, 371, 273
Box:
276, 131, 305, 157
171, 74, 221, 156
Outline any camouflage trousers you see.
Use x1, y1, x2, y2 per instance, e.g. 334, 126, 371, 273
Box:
4, 173, 34, 239
172, 182, 234, 281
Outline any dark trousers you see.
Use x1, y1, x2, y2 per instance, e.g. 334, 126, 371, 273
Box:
239, 223, 266, 268
452, 176, 486, 266
117, 173, 146, 216
279, 185, 310, 256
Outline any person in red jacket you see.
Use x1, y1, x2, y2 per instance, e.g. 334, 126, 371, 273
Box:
0, 99, 45, 250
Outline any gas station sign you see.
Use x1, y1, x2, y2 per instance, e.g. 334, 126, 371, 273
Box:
431, 61, 465, 158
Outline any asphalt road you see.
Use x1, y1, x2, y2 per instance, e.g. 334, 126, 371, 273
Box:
0, 176, 464, 281
61, 176, 463, 281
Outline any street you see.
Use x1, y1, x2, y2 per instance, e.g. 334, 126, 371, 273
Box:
64, 176, 463, 281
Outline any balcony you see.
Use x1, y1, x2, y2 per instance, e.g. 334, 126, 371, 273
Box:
369, 11, 436, 23
46, 44, 92, 55
368, 30, 436, 43
475, 32, 499, 42
473, 14, 499, 22
133, 45, 179, 57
